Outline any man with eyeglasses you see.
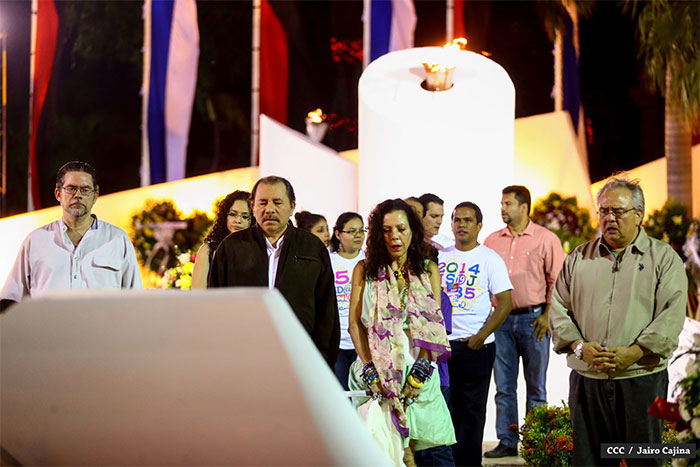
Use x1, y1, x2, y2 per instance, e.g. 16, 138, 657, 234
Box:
1, 161, 141, 311
550, 177, 686, 466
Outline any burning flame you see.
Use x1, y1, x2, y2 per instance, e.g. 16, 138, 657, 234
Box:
307, 108, 326, 123
443, 37, 468, 51
481, 50, 492, 57
423, 37, 467, 72
423, 63, 454, 73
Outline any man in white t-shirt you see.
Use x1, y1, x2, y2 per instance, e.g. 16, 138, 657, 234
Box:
438, 201, 513, 466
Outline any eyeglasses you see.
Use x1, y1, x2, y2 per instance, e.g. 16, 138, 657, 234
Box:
598, 207, 635, 218
341, 228, 367, 236
60, 185, 95, 196
228, 213, 252, 221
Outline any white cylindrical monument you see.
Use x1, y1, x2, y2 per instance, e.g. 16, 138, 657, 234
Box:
358, 47, 515, 238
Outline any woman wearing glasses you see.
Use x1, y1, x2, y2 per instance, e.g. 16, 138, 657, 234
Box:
329, 212, 366, 389
191, 191, 253, 289
348, 199, 454, 465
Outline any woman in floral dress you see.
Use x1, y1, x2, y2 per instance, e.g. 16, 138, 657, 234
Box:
348, 198, 455, 465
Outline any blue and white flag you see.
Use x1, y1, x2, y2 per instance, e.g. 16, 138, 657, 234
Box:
364, 0, 417, 67
142, 0, 199, 186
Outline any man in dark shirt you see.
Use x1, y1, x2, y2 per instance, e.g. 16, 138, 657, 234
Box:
208, 175, 339, 366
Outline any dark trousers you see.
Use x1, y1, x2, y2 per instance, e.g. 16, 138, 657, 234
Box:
333, 349, 357, 391
448, 341, 496, 467
414, 386, 456, 467
569, 370, 668, 467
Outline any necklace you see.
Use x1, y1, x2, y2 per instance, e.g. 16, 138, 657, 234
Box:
393, 266, 409, 309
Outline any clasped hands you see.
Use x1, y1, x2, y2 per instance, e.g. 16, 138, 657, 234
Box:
370, 379, 421, 410
581, 341, 644, 373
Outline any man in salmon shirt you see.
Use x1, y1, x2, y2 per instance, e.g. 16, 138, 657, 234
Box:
483, 185, 565, 458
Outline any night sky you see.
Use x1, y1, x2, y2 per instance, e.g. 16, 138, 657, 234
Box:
0, 0, 671, 217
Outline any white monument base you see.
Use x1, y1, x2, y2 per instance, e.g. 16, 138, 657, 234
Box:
1, 289, 390, 466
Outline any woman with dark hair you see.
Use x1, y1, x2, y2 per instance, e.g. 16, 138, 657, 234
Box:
191, 191, 252, 288
329, 212, 366, 390
348, 199, 454, 464
294, 211, 330, 247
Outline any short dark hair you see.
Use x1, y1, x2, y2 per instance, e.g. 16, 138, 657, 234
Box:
452, 201, 483, 224
502, 185, 531, 214
294, 211, 326, 232
56, 161, 98, 189
251, 175, 296, 205
418, 193, 444, 217
330, 211, 363, 252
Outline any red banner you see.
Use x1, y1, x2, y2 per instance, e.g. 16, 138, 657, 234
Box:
29, 0, 59, 209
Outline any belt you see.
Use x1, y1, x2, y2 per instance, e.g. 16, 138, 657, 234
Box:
510, 303, 546, 315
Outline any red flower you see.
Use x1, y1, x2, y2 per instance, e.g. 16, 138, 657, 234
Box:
647, 397, 681, 420
508, 423, 519, 432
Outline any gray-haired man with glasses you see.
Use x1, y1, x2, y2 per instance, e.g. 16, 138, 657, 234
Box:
1, 161, 141, 311
550, 176, 686, 466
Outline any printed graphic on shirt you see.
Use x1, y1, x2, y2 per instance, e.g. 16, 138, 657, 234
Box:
438, 260, 485, 315
330, 251, 365, 350
334, 268, 353, 316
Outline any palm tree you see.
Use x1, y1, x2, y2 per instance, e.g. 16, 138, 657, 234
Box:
627, 0, 700, 210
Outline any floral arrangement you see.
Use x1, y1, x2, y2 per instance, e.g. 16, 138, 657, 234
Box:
161, 252, 196, 290
514, 402, 683, 467
684, 219, 700, 319
674, 335, 700, 467
663, 422, 681, 467
532, 193, 596, 253
511, 402, 573, 466
649, 334, 700, 467
644, 199, 692, 253
129, 199, 212, 273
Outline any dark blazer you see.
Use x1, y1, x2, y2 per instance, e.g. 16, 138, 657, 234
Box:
208, 223, 340, 366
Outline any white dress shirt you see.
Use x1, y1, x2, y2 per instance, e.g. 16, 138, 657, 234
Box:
265, 234, 285, 289
1, 215, 142, 302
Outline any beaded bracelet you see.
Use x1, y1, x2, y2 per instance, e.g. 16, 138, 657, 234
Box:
410, 358, 433, 383
362, 361, 380, 387
406, 374, 424, 389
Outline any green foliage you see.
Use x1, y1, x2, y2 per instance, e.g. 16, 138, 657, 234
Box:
662, 421, 679, 467
129, 200, 212, 273
535, 1, 595, 43
532, 193, 596, 253
626, 0, 700, 126
673, 336, 700, 467
516, 402, 573, 466
643, 198, 692, 249
516, 403, 689, 467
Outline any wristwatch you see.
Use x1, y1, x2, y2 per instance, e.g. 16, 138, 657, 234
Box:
574, 341, 584, 360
